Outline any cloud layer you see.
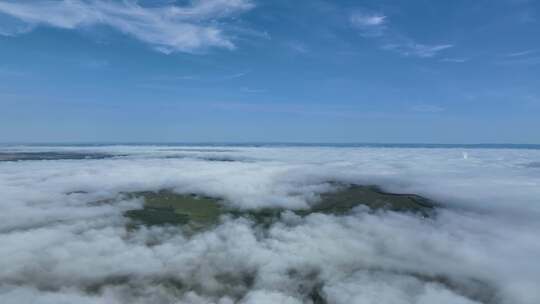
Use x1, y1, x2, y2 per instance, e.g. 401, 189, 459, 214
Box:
1, 145, 540, 303
0, 0, 255, 53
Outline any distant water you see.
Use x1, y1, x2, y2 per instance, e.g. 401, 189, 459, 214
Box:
2, 142, 540, 150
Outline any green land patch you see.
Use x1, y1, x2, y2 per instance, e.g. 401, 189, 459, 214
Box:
122, 184, 436, 229
309, 184, 435, 217
124, 191, 223, 228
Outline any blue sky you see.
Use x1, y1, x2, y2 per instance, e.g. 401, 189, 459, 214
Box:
0, 0, 539, 143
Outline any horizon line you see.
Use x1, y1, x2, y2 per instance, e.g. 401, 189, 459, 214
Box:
1, 142, 540, 147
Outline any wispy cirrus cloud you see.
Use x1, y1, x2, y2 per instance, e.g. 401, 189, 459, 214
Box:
498, 49, 540, 66
505, 49, 538, 57
440, 57, 469, 63
222, 70, 250, 80
287, 41, 310, 54
240, 87, 266, 93
410, 104, 445, 113
0, 0, 255, 53
382, 42, 453, 58
350, 12, 387, 37
350, 9, 453, 58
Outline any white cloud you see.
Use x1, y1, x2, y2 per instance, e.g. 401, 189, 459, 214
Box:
505, 49, 538, 57
349, 10, 453, 58
383, 42, 453, 58
411, 104, 446, 113
0, 0, 255, 53
350, 12, 387, 37
1, 145, 540, 303
222, 70, 250, 79
351, 13, 386, 27
499, 49, 540, 66
441, 57, 469, 63
287, 41, 309, 54
240, 87, 266, 93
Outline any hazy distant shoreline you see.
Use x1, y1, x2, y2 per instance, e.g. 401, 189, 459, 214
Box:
2, 142, 540, 150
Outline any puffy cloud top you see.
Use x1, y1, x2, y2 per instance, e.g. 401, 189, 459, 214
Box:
1, 145, 539, 303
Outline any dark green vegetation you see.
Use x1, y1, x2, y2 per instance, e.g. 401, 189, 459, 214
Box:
122, 184, 436, 229
124, 191, 223, 229
310, 184, 435, 217
163, 154, 250, 162
0, 152, 119, 161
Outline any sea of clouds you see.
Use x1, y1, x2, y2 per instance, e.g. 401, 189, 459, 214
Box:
1, 145, 539, 304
